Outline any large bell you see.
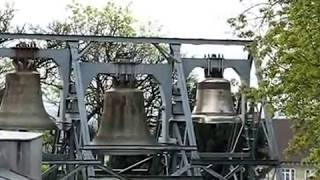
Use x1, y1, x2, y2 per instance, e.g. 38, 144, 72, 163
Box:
192, 78, 238, 123
92, 87, 155, 146
0, 72, 56, 130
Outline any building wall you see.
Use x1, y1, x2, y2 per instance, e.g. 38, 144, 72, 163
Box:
265, 164, 315, 180
0, 138, 42, 180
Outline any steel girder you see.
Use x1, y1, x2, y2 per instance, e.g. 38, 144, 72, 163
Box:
0, 33, 280, 180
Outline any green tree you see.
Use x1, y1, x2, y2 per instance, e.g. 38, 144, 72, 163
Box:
0, 1, 164, 154
0, 3, 15, 41
229, 0, 320, 171
32, 2, 164, 134
38, 2, 167, 170
0, 3, 17, 100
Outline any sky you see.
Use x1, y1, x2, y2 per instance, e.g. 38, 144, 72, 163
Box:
0, 0, 260, 116
1, 0, 259, 84
1, 0, 260, 81
7, 0, 250, 38
3, 0, 253, 56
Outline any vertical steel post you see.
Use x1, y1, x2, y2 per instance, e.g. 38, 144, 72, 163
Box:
170, 44, 199, 160
68, 42, 95, 178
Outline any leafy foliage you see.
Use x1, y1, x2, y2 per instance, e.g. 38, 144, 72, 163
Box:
230, 0, 320, 171
34, 2, 165, 134
0, 3, 15, 42
0, 4, 16, 99
0, 2, 165, 154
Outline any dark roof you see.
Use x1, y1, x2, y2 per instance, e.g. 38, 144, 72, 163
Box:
272, 119, 305, 163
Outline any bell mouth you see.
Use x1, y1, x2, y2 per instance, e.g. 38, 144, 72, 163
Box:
90, 135, 157, 155
0, 113, 56, 130
89, 139, 158, 155
91, 137, 157, 146
192, 113, 241, 124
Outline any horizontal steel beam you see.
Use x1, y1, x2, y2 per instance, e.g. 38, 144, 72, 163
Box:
198, 152, 250, 158
81, 145, 197, 151
180, 152, 251, 161
0, 33, 252, 46
193, 159, 280, 166
42, 153, 69, 161
42, 160, 102, 165
91, 175, 203, 179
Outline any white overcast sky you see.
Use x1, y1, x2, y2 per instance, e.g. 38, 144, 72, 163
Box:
0, 0, 261, 117
1, 0, 258, 85
7, 0, 251, 38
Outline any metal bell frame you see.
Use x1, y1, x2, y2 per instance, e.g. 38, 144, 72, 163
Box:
0, 33, 281, 180
0, 44, 84, 179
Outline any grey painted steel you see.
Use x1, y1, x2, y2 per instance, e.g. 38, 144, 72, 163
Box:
181, 56, 250, 157
68, 41, 175, 177
0, 34, 280, 179
181, 58, 251, 84
118, 157, 153, 174
171, 44, 199, 154
180, 52, 248, 168
68, 42, 92, 147
69, 41, 198, 177
68, 42, 95, 178
75, 62, 172, 144
96, 165, 128, 180
170, 44, 201, 176
42, 160, 102, 165
224, 166, 242, 179
179, 47, 280, 179
193, 159, 279, 166
201, 166, 227, 180
41, 165, 58, 178
197, 152, 250, 158
172, 123, 192, 175
0, 33, 252, 45
171, 164, 191, 176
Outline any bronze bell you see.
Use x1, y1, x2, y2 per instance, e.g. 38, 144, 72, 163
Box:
0, 72, 56, 130
192, 78, 238, 123
92, 87, 156, 146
